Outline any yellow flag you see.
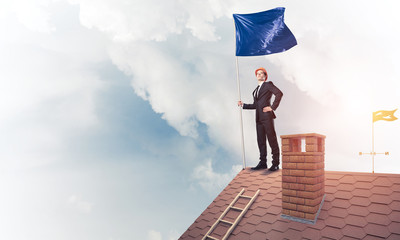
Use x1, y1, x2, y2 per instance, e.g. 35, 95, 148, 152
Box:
373, 109, 398, 122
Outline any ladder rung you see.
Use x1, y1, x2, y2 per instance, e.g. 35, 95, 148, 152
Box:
230, 206, 244, 211
219, 219, 234, 225
204, 235, 219, 240
239, 195, 252, 199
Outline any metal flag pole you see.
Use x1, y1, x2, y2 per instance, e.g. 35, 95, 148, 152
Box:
372, 114, 375, 173
359, 111, 390, 173
233, 18, 246, 170
235, 56, 246, 169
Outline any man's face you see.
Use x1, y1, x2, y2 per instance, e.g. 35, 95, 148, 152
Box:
256, 70, 266, 81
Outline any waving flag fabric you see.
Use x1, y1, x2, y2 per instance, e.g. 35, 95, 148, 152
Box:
373, 109, 398, 122
233, 7, 297, 56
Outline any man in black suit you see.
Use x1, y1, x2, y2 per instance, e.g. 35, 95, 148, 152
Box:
238, 67, 283, 171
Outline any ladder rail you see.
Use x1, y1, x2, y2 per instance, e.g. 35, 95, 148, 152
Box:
204, 236, 219, 240
202, 188, 260, 240
201, 188, 245, 240
222, 189, 260, 240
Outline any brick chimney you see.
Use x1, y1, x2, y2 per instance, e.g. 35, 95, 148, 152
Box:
280, 133, 326, 224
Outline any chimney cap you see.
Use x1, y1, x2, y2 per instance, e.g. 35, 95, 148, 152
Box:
280, 133, 326, 139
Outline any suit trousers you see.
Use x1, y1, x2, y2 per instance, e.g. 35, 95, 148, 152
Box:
256, 117, 280, 166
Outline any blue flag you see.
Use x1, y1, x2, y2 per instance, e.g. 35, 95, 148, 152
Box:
233, 7, 297, 56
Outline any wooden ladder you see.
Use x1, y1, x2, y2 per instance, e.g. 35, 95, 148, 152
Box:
202, 188, 260, 240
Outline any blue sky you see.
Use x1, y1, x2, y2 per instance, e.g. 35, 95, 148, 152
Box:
1, 0, 400, 239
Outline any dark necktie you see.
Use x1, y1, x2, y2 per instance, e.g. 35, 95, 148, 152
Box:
255, 85, 260, 98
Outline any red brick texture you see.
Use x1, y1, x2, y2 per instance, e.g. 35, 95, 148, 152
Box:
281, 133, 326, 220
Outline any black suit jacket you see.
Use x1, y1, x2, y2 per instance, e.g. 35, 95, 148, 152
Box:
243, 81, 283, 122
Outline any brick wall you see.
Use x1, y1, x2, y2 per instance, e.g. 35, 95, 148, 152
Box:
281, 133, 326, 220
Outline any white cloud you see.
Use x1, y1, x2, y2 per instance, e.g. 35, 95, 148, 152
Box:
0, 45, 104, 168
17, 1, 56, 33
192, 159, 242, 195
0, 0, 56, 33
263, 0, 400, 173
67, 0, 237, 42
147, 230, 162, 240
2, 1, 400, 240
106, 39, 267, 168
68, 195, 93, 213
76, 0, 400, 174
108, 42, 202, 137
3, 0, 399, 174
0, 1, 108, 169
268, 0, 400, 110
167, 230, 180, 240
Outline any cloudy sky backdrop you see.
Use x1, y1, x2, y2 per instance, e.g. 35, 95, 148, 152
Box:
1, 0, 400, 239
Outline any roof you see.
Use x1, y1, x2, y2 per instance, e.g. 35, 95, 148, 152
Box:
179, 169, 400, 240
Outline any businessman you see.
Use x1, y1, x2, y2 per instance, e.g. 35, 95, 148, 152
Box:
238, 67, 283, 171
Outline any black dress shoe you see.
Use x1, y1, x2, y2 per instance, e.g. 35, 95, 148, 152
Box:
251, 162, 268, 170
268, 165, 279, 171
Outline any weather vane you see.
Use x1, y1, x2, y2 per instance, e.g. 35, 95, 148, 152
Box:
359, 109, 398, 173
